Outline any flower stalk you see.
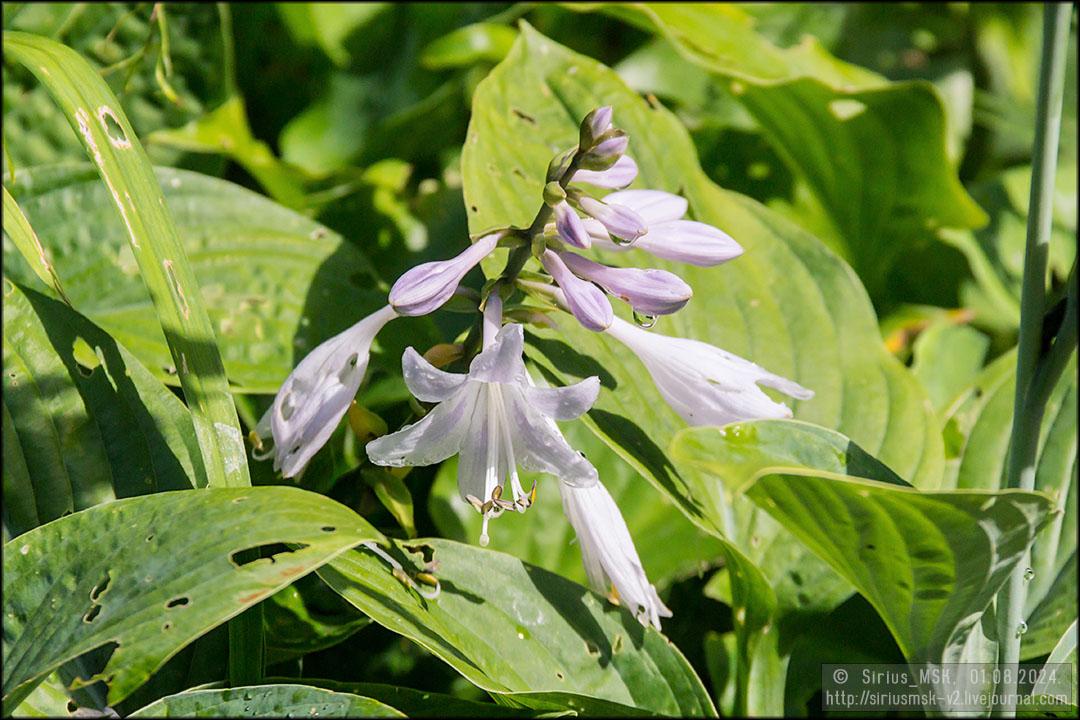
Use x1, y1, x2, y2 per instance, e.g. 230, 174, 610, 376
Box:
993, 4, 1073, 716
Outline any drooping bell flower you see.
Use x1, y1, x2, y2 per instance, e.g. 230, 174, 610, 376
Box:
558, 251, 692, 316
389, 232, 501, 316
540, 250, 613, 332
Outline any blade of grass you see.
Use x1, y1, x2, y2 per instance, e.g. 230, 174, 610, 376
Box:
2, 184, 72, 307
2, 32, 249, 489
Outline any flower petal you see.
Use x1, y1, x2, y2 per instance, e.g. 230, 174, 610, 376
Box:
389, 232, 500, 316
503, 386, 598, 486
271, 304, 397, 477
401, 346, 468, 402
571, 155, 639, 189
604, 190, 687, 224
520, 375, 600, 421
635, 220, 743, 267
553, 199, 591, 249
542, 250, 613, 332
468, 323, 528, 384
560, 252, 692, 315
366, 382, 479, 467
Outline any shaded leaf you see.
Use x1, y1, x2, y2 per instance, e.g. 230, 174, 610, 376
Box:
128, 684, 403, 717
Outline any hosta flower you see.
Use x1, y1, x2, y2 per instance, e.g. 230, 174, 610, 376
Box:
570, 189, 647, 244
572, 155, 639, 189
605, 316, 813, 426
589, 190, 743, 267
559, 251, 692, 316
257, 304, 398, 477
389, 232, 501, 316
540, 250, 613, 331
559, 479, 672, 631
552, 199, 591, 249
367, 321, 600, 546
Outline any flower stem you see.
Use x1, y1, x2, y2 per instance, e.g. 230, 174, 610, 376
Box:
992, 3, 1073, 716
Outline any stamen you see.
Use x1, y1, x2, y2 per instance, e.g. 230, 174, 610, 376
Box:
491, 485, 503, 501
607, 582, 621, 606
466, 494, 484, 512
479, 512, 490, 547
493, 386, 527, 509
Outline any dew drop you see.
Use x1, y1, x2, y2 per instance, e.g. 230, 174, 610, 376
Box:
1023, 567, 1035, 581
1016, 621, 1028, 637
633, 311, 658, 329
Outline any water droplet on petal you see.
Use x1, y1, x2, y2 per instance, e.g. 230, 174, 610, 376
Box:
1023, 567, 1035, 581
633, 311, 658, 329
1016, 621, 1028, 637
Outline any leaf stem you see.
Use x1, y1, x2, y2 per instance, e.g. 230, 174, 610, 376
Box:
992, 3, 1073, 716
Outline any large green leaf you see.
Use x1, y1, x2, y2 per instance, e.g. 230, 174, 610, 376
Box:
318, 538, 716, 717
428, 418, 726, 588
461, 22, 942, 587
2, 281, 204, 539
4, 32, 248, 487
3, 164, 385, 394
2, 487, 382, 711
265, 679, 539, 718
128, 684, 404, 718
941, 350, 1078, 659
565, 3, 987, 294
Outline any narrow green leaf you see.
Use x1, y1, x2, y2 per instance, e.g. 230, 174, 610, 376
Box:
420, 22, 518, 70
3, 32, 249, 487
318, 538, 716, 717
2, 487, 382, 711
128, 684, 405, 718
1, 185, 70, 305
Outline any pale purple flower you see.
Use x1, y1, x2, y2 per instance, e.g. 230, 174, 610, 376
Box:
389, 232, 501, 316
552, 199, 591, 249
590, 190, 743, 267
257, 304, 398, 477
573, 191, 647, 243
581, 105, 613, 146
590, 133, 629, 161
559, 479, 672, 631
559, 251, 692, 316
605, 316, 813, 426
571, 155, 639, 189
541, 250, 613, 331
367, 322, 600, 546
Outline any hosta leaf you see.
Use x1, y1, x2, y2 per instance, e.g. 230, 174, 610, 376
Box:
267, 679, 539, 718
566, 3, 987, 294
4, 32, 247, 487
2, 164, 393, 394
743, 470, 1053, 664
262, 580, 371, 666
941, 351, 1077, 659
461, 23, 943, 628
128, 684, 404, 718
2, 282, 204, 539
318, 538, 716, 717
2, 487, 381, 711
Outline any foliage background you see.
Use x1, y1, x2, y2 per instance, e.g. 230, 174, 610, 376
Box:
2, 2, 1076, 717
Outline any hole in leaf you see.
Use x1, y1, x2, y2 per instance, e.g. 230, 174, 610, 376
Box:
403, 543, 435, 565
470, 205, 478, 213
556, 671, 565, 681
229, 543, 308, 568
162, 621, 172, 631
865, 544, 876, 551
145, 534, 154, 542
72, 337, 100, 376
584, 640, 600, 656
90, 574, 111, 603
512, 167, 527, 179
84, 604, 102, 623
97, 106, 131, 148
165, 597, 189, 609
612, 634, 624, 653
67, 700, 77, 713
321, 526, 336, 533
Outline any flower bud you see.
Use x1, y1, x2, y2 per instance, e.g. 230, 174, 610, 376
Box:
569, 189, 647, 244
579, 105, 613, 149
389, 232, 501, 316
552, 200, 591, 249
543, 181, 567, 207
546, 146, 578, 183
578, 130, 629, 171
559, 251, 692, 315
541, 250, 613, 331
572, 155, 639, 189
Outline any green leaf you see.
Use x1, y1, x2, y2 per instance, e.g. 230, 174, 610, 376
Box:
420, 22, 518, 70
318, 538, 716, 716
4, 31, 248, 487
428, 418, 726, 588
263, 579, 371, 666
941, 350, 1077, 659
910, 321, 990, 412
266, 679, 539, 718
1, 185, 70, 305
2, 487, 382, 711
567, 3, 988, 294
742, 470, 1053, 663
3, 164, 386, 395
275, 3, 390, 67
2, 281, 204, 539
128, 684, 404, 717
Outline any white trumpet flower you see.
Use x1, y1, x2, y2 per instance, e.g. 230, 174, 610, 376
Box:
559, 479, 672, 631
605, 316, 813, 426
367, 320, 600, 546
